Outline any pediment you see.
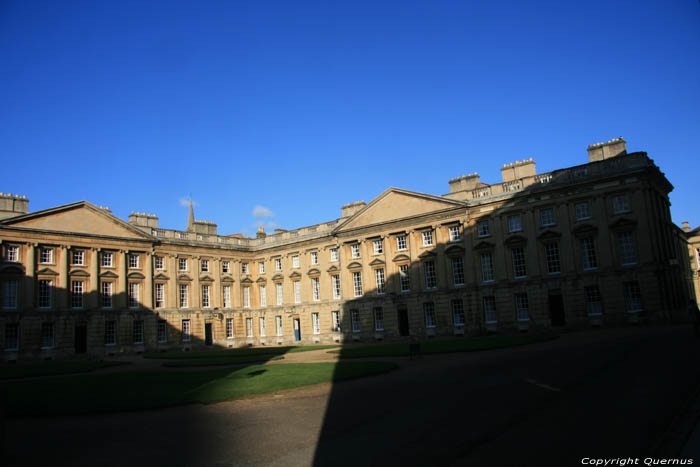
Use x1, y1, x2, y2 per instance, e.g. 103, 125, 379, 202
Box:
368, 258, 385, 267
70, 269, 90, 277
346, 261, 363, 271
573, 223, 598, 237
100, 271, 120, 279
444, 245, 465, 257
326, 265, 340, 274
36, 267, 59, 276
0, 202, 153, 240
473, 241, 495, 251
200, 275, 214, 282
255, 277, 267, 283
609, 218, 637, 231
418, 251, 437, 259
178, 274, 192, 282
288, 271, 302, 279
307, 268, 321, 277
0, 264, 25, 275
241, 277, 254, 284
154, 272, 170, 281
392, 254, 410, 263
271, 273, 284, 282
504, 234, 527, 246
538, 230, 562, 241
127, 271, 145, 279
335, 188, 465, 232
221, 276, 235, 283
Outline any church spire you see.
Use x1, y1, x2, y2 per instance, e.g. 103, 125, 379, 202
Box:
187, 196, 195, 232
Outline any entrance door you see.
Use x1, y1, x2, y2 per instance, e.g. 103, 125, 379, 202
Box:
294, 318, 301, 341
204, 323, 213, 346
398, 306, 410, 337
549, 293, 566, 326
74, 324, 87, 354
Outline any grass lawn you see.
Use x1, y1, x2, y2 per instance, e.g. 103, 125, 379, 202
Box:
2, 361, 397, 417
162, 355, 285, 367
331, 334, 558, 358
0, 360, 130, 380
144, 344, 339, 360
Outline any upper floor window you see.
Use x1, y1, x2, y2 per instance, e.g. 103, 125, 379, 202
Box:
618, 231, 637, 265
128, 282, 140, 308
241, 262, 249, 274
424, 261, 437, 289
178, 258, 188, 271
375, 268, 385, 294
612, 195, 630, 214
155, 283, 165, 308
332, 275, 341, 299
223, 285, 231, 308
179, 284, 189, 308
477, 220, 490, 237
452, 257, 465, 286
128, 254, 139, 269
545, 242, 561, 274
575, 202, 590, 221
351, 244, 360, 259
312, 277, 320, 301
259, 262, 265, 274
511, 247, 527, 278
310, 251, 319, 265
352, 271, 363, 297
448, 225, 461, 242
351, 309, 361, 333
372, 240, 383, 255
540, 208, 555, 227
585, 285, 602, 316
71, 280, 83, 309
243, 286, 250, 308
2, 279, 19, 310
101, 252, 113, 268
422, 231, 434, 247
72, 250, 84, 266
581, 237, 598, 270
329, 248, 339, 262
222, 261, 230, 273
38, 279, 53, 309
6, 245, 19, 262
101, 282, 113, 308
399, 264, 410, 292
201, 259, 210, 273
201, 284, 210, 308
480, 252, 495, 282
483, 296, 497, 324
154, 256, 164, 270
294, 281, 301, 303
508, 215, 522, 233
276, 283, 283, 305
452, 299, 465, 327
396, 235, 407, 251
292, 255, 300, 268
40, 248, 53, 264
275, 258, 283, 271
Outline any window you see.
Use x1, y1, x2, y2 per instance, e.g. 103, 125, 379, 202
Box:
477, 220, 490, 237
619, 232, 637, 265
422, 231, 434, 247
155, 283, 165, 308
452, 257, 465, 286
310, 251, 318, 265
351, 244, 360, 259
294, 281, 301, 304
259, 262, 265, 274
311, 278, 320, 301
332, 311, 341, 332
259, 317, 266, 337
585, 286, 602, 316
40, 248, 53, 264
292, 255, 300, 268
424, 261, 437, 289
133, 320, 144, 344
511, 247, 527, 278
201, 284, 210, 308
452, 299, 465, 327
40, 322, 55, 349
179, 284, 189, 308
154, 256, 164, 270
351, 309, 360, 333
276, 283, 283, 305
102, 282, 113, 308
575, 202, 590, 220
396, 235, 407, 251
540, 208, 555, 227
5, 323, 19, 350
330, 248, 339, 262
424, 302, 436, 328
128, 254, 139, 269
373, 240, 383, 255
399, 264, 410, 292
182, 319, 191, 342
332, 275, 341, 299
260, 285, 267, 307
38, 280, 52, 308
481, 252, 494, 282
374, 307, 384, 331
275, 258, 282, 271
352, 272, 363, 297
613, 195, 630, 214
624, 281, 643, 312
515, 293, 529, 321
201, 259, 210, 273
128, 283, 140, 308
241, 262, 249, 274
71, 280, 83, 308
72, 250, 84, 265
243, 286, 250, 308
375, 269, 385, 294
246, 318, 253, 337
312, 312, 320, 334
581, 237, 598, 270
276, 315, 283, 336
158, 320, 167, 343
545, 242, 561, 274
178, 258, 188, 271
449, 225, 461, 242
222, 261, 230, 273
508, 215, 522, 233
5, 245, 19, 262
105, 320, 116, 346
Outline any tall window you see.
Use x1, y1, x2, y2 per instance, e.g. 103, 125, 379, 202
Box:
613, 195, 630, 214
128, 254, 139, 269
154, 256, 164, 270
575, 202, 590, 220
351, 309, 360, 333
40, 322, 55, 349
105, 320, 116, 345
40, 248, 53, 264
585, 286, 602, 316
396, 235, 407, 251
480, 252, 494, 282
449, 225, 461, 242
330, 248, 339, 262
155, 283, 165, 308
292, 255, 300, 268
259, 262, 265, 274
332, 311, 341, 332
201, 284, 210, 308
508, 215, 522, 233
5, 323, 19, 350
102, 282, 113, 308
179, 284, 189, 308
422, 231, 434, 247
294, 281, 301, 304
201, 259, 210, 273
452, 299, 465, 327
71, 280, 83, 308
182, 319, 191, 342
133, 320, 144, 344
374, 307, 384, 331
312, 312, 320, 334
275, 258, 283, 271
399, 264, 410, 292
260, 285, 267, 307
226, 318, 234, 339
128, 282, 140, 308
222, 261, 230, 273
101, 251, 112, 267
332, 275, 341, 299
353, 271, 363, 297
312, 278, 320, 301
515, 293, 529, 321
624, 281, 643, 312
511, 247, 527, 278
259, 317, 266, 337
276, 283, 283, 305
618, 232, 637, 265
424, 302, 436, 328
38, 280, 52, 309
477, 220, 490, 237
375, 269, 385, 294
452, 257, 464, 286
581, 237, 598, 270
72, 250, 84, 266
545, 242, 561, 274
246, 318, 253, 337
351, 244, 360, 258
276, 316, 283, 336
540, 208, 555, 227
243, 286, 250, 308
223, 285, 231, 308
178, 258, 188, 271
373, 240, 383, 255
424, 261, 437, 289
310, 251, 319, 265
158, 320, 168, 343
241, 262, 249, 274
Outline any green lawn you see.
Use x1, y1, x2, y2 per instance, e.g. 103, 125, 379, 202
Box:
0, 360, 130, 380
162, 355, 285, 367
2, 361, 397, 417
331, 334, 558, 358
144, 344, 339, 360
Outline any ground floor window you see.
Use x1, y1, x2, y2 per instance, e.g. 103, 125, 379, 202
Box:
312, 312, 320, 334
483, 296, 497, 324
424, 302, 436, 328
40, 322, 55, 349
5, 323, 19, 350
624, 281, 643, 312
276, 316, 283, 336
332, 311, 341, 333
351, 309, 360, 333
259, 317, 266, 337
452, 299, 465, 327
515, 293, 529, 321
105, 320, 116, 346
584, 286, 602, 316
182, 319, 191, 342
374, 307, 384, 331
133, 320, 144, 344
246, 318, 253, 337
157, 320, 167, 343
226, 318, 234, 339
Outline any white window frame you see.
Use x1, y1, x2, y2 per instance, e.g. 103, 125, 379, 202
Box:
375, 268, 385, 295
71, 280, 83, 309
276, 315, 283, 336
332, 275, 341, 299
330, 248, 339, 262
133, 320, 144, 344
424, 261, 437, 289
243, 286, 250, 308
422, 231, 434, 247
396, 235, 407, 251
624, 281, 643, 312
351, 244, 360, 259
448, 225, 461, 242
222, 261, 230, 273
294, 281, 301, 304
259, 262, 265, 274
155, 283, 165, 308
399, 264, 410, 292
545, 242, 561, 274
480, 252, 494, 282
260, 285, 267, 307
6, 245, 19, 262
201, 259, 210, 273
182, 319, 191, 342
619, 231, 637, 265
332, 310, 341, 333
201, 284, 210, 308
275, 258, 282, 271
515, 293, 529, 321
540, 208, 555, 227
179, 284, 189, 308
351, 309, 360, 333
424, 302, 436, 328
312, 312, 321, 334
259, 317, 266, 337
72, 250, 84, 266
452, 299, 465, 327
310, 251, 319, 265
40, 322, 55, 349
246, 318, 253, 337
101, 281, 113, 309
585, 285, 603, 316
508, 214, 522, 233
241, 262, 249, 274
452, 257, 464, 286
40, 248, 53, 264
178, 258, 188, 271
374, 307, 384, 331
575, 202, 590, 221
613, 195, 630, 214
154, 255, 164, 270
38, 279, 53, 309
477, 220, 490, 237
158, 320, 168, 343
373, 240, 383, 255
292, 255, 300, 268
101, 252, 113, 268
511, 247, 527, 278
352, 271, 363, 297
128, 282, 140, 309
128, 254, 139, 269
581, 237, 598, 270
223, 285, 231, 308
312, 277, 320, 301
276, 283, 283, 305
226, 318, 234, 339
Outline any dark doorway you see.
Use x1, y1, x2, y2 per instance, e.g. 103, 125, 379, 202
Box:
204, 322, 213, 346
294, 318, 301, 342
549, 292, 566, 326
74, 324, 87, 354
397, 306, 410, 336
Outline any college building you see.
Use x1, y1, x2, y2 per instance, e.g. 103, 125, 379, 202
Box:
0, 137, 693, 360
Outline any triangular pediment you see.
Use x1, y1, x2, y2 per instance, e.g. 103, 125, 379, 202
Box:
368, 258, 385, 267
0, 202, 153, 240
504, 234, 527, 246
335, 188, 465, 232
255, 277, 267, 283
538, 230, 562, 241
444, 245, 465, 257
346, 261, 363, 271
610, 218, 637, 231
200, 275, 215, 282
100, 271, 120, 279
70, 269, 90, 277
36, 267, 59, 276
392, 254, 410, 263
221, 276, 235, 283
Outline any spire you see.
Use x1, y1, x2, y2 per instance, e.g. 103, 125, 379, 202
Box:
187, 196, 195, 232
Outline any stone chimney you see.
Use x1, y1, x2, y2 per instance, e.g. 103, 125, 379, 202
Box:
0, 193, 29, 220
192, 220, 217, 235
587, 137, 627, 162
256, 225, 267, 239
129, 212, 159, 228
342, 201, 366, 218
682, 222, 690, 232
448, 173, 481, 193
501, 158, 536, 182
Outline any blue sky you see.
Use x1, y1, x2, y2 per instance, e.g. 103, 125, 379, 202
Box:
1, 0, 699, 235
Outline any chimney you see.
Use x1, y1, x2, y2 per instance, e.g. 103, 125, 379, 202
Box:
256, 225, 267, 239
587, 137, 627, 162
501, 158, 536, 182
0, 193, 29, 220
448, 173, 481, 193
129, 212, 159, 228
341, 201, 366, 218
682, 222, 690, 232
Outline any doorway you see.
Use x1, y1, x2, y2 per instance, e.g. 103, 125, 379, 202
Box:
205, 322, 213, 346
74, 324, 87, 354
294, 318, 301, 342
549, 292, 566, 326
397, 305, 410, 337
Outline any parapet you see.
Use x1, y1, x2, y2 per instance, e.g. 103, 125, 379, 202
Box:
342, 200, 366, 218
448, 173, 481, 193
0, 193, 29, 220
587, 137, 626, 162
501, 158, 536, 182
129, 212, 159, 228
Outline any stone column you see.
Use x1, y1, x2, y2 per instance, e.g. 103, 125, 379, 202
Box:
23, 243, 36, 311
169, 255, 177, 309
213, 257, 221, 308
89, 248, 100, 309
192, 256, 200, 309
59, 245, 69, 309
144, 252, 153, 309
119, 250, 128, 309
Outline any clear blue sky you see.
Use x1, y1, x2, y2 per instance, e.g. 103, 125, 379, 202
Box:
1, 0, 699, 236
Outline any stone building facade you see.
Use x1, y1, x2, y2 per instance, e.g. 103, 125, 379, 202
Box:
0, 138, 691, 360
